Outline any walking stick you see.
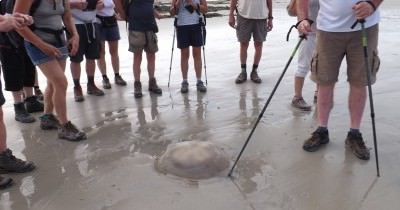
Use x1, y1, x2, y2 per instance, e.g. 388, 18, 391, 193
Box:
168, 18, 177, 88
352, 19, 380, 177
228, 22, 309, 177
200, 16, 208, 85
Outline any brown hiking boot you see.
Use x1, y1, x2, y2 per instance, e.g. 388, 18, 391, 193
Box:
235, 72, 247, 84
250, 70, 262, 83
115, 74, 127, 86
148, 78, 162, 95
134, 81, 143, 98
87, 84, 105, 96
58, 121, 87, 141
345, 132, 370, 160
102, 77, 111, 89
74, 86, 84, 102
0, 149, 35, 173
291, 96, 311, 111
0, 176, 12, 189
25, 96, 44, 113
303, 128, 330, 152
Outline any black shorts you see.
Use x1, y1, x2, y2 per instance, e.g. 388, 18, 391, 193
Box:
176, 24, 206, 49
0, 46, 35, 91
70, 23, 101, 63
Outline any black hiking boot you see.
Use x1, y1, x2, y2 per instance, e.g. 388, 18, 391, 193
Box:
14, 103, 35, 123
235, 72, 247, 84
196, 80, 207, 93
345, 131, 370, 160
180, 81, 189, 93
250, 70, 262, 83
115, 74, 127, 86
148, 78, 162, 95
25, 96, 44, 113
134, 81, 143, 98
102, 77, 112, 89
303, 128, 330, 152
0, 149, 35, 173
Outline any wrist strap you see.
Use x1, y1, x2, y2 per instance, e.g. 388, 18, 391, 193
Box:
365, 0, 377, 11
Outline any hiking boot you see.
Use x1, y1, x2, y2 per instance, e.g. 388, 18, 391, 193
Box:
74, 86, 84, 102
303, 128, 330, 152
345, 132, 370, 160
134, 81, 143, 98
58, 121, 87, 141
313, 91, 318, 104
14, 103, 35, 123
235, 72, 247, 84
250, 70, 262, 83
115, 74, 127, 86
0, 149, 35, 173
25, 96, 44, 113
0, 176, 12, 190
181, 81, 189, 93
34, 87, 44, 101
148, 78, 162, 95
196, 80, 207, 93
40, 113, 60, 130
87, 84, 105, 96
102, 77, 111, 89
291, 96, 311, 111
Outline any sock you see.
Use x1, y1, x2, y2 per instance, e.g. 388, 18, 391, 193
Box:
73, 79, 80, 87
115, 73, 120, 77
197, 79, 202, 84
88, 76, 94, 85
102, 75, 108, 79
34, 85, 40, 89
252, 64, 258, 72
349, 128, 360, 134
241, 64, 246, 73
317, 126, 328, 133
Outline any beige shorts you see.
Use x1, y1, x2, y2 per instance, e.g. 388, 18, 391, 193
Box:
236, 14, 267, 43
128, 30, 158, 53
311, 24, 380, 86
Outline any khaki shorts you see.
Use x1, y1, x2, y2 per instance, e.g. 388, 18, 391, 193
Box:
128, 30, 158, 53
236, 14, 267, 43
311, 24, 380, 86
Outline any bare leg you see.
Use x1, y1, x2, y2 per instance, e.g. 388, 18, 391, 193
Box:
349, 84, 367, 129
146, 52, 155, 79
294, 76, 305, 98
97, 41, 107, 76
133, 52, 143, 81
180, 48, 190, 80
0, 109, 7, 151
253, 41, 263, 66
317, 84, 335, 127
108, 40, 119, 74
192, 46, 202, 79
239, 42, 249, 65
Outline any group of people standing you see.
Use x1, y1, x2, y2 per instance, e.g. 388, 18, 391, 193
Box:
0, 0, 383, 191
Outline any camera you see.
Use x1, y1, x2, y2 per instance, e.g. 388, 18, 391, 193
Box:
85, 0, 98, 11
184, 5, 194, 13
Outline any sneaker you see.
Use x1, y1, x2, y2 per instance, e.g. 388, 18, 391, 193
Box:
74, 86, 84, 102
303, 128, 330, 152
115, 74, 127, 86
148, 78, 162, 95
250, 70, 262, 83
34, 87, 44, 101
235, 72, 247, 84
345, 132, 370, 160
0, 176, 12, 190
134, 81, 143, 98
14, 103, 36, 123
40, 113, 60, 130
58, 121, 87, 141
291, 97, 311, 111
102, 77, 111, 89
87, 84, 105, 96
181, 81, 189, 93
0, 149, 35, 173
196, 80, 207, 93
25, 96, 44, 113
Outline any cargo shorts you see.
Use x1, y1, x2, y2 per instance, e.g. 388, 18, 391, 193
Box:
128, 30, 158, 53
310, 24, 380, 86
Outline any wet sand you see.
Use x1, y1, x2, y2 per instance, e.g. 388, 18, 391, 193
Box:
1, 3, 400, 210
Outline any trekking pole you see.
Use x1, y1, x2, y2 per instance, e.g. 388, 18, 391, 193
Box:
200, 16, 208, 85
351, 19, 380, 177
168, 18, 177, 88
228, 22, 309, 177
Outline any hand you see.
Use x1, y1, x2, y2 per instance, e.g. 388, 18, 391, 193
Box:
266, 19, 273, 32
352, 1, 374, 20
228, 14, 236, 29
96, 0, 104, 10
0, 14, 32, 32
297, 19, 312, 35
13, 13, 34, 26
68, 35, 79, 56
39, 41, 62, 58
75, 1, 88, 10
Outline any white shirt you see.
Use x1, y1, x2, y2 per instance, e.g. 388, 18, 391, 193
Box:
317, 0, 380, 32
237, 0, 269, 19
97, 0, 115, 17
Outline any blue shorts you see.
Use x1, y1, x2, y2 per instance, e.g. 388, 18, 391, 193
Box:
176, 24, 206, 49
97, 23, 120, 42
24, 41, 68, 65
